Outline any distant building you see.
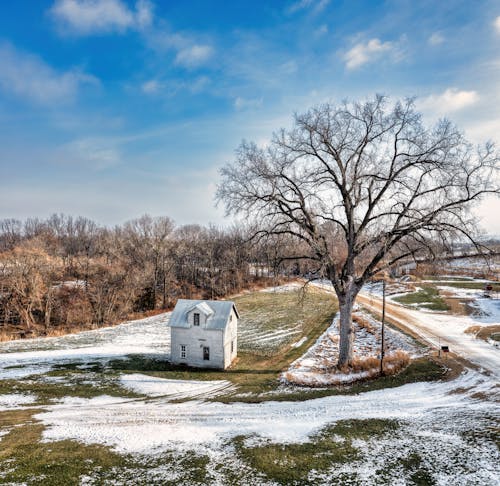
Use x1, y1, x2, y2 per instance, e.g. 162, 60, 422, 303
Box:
392, 261, 417, 277
169, 299, 239, 369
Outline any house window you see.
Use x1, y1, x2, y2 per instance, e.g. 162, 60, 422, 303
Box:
230, 314, 233, 322
231, 340, 234, 353
180, 344, 186, 359
203, 346, 210, 360
193, 313, 200, 326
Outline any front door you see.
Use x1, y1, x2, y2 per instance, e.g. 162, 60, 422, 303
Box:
203, 346, 210, 361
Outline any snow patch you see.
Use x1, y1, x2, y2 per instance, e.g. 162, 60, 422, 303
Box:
34, 370, 498, 455
0, 393, 37, 410
119, 374, 234, 399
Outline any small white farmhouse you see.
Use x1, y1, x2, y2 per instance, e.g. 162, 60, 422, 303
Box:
169, 299, 239, 369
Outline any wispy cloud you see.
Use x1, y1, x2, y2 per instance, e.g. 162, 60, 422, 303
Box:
145, 29, 214, 69
175, 44, 214, 68
419, 88, 479, 114
494, 16, 500, 33
58, 137, 121, 170
428, 32, 444, 45
314, 24, 328, 37
50, 0, 153, 35
343, 38, 395, 70
288, 0, 330, 14
141, 79, 163, 94
0, 43, 97, 104
234, 96, 263, 111
139, 76, 210, 97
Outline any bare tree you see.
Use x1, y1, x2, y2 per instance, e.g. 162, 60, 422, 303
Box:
217, 95, 499, 367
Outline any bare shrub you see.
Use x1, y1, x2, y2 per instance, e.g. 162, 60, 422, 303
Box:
352, 313, 375, 333
382, 350, 410, 374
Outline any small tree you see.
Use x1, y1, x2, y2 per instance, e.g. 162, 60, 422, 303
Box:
217, 95, 499, 367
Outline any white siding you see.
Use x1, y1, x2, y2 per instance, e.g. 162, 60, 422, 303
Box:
171, 326, 225, 369
223, 308, 238, 368
170, 302, 238, 370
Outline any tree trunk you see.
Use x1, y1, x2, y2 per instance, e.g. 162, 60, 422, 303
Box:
336, 285, 358, 368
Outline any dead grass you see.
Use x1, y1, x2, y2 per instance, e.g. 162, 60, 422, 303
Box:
0, 331, 16, 342
285, 350, 411, 387
352, 313, 375, 333
343, 350, 410, 376
464, 325, 500, 342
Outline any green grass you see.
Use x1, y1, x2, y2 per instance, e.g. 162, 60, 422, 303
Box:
106, 288, 339, 399
423, 275, 474, 281
431, 281, 500, 291
0, 409, 131, 486
236, 288, 336, 354
0, 408, 215, 485
375, 451, 435, 486
233, 418, 399, 485
393, 286, 450, 311
0, 370, 143, 406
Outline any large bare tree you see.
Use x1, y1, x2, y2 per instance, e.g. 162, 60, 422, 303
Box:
217, 95, 499, 367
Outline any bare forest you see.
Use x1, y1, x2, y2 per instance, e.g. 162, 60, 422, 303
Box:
0, 214, 299, 340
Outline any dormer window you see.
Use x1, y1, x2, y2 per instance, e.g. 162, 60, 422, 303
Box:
193, 313, 200, 326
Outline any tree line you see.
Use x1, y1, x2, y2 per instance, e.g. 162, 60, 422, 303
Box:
0, 214, 297, 338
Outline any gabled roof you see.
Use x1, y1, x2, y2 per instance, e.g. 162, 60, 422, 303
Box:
169, 299, 239, 330
189, 301, 214, 317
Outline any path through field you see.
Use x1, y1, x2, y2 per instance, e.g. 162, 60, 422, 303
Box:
357, 293, 500, 379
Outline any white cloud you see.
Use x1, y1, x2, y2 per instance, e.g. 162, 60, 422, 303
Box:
50, 0, 153, 35
428, 32, 444, 45
343, 38, 394, 69
135, 0, 153, 29
288, 0, 330, 14
141, 79, 163, 94
234, 96, 263, 111
494, 16, 500, 33
58, 138, 121, 170
0, 43, 97, 104
140, 76, 209, 96
147, 30, 214, 68
419, 88, 479, 114
189, 76, 210, 93
175, 44, 214, 68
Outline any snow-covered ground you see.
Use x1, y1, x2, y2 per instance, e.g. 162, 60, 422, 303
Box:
120, 374, 234, 399
32, 369, 499, 484
357, 289, 500, 379
0, 393, 36, 411
0, 312, 171, 379
35, 370, 496, 453
1, 283, 499, 484
284, 310, 418, 386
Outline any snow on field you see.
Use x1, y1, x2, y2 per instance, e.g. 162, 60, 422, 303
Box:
238, 323, 303, 352
0, 313, 171, 379
35, 370, 498, 453
260, 282, 303, 293
120, 374, 234, 399
446, 256, 500, 272
0, 393, 36, 411
0, 285, 308, 378
283, 311, 417, 386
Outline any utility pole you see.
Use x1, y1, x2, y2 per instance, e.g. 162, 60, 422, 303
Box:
380, 279, 386, 376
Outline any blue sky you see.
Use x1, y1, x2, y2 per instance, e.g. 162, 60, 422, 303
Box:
1, 0, 499, 232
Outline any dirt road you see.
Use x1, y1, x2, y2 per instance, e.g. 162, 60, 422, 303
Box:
357, 292, 500, 380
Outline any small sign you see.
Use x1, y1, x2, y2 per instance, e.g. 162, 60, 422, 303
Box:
441, 345, 449, 353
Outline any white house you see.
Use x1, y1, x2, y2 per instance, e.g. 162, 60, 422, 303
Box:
169, 299, 239, 369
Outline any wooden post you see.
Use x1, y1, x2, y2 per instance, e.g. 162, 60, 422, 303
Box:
380, 279, 386, 376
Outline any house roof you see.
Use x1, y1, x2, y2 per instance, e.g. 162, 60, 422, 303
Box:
189, 301, 214, 317
169, 299, 239, 330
